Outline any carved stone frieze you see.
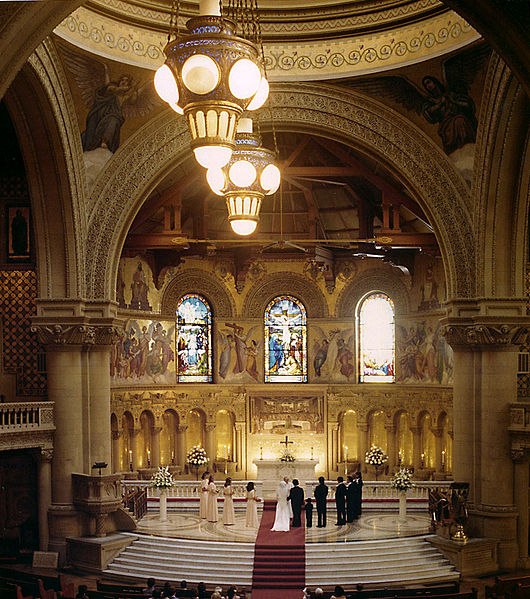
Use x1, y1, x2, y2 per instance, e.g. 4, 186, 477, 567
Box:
243, 272, 328, 318
160, 269, 235, 318
31, 323, 123, 347
442, 323, 530, 349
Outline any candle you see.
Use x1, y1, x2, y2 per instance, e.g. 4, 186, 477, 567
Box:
224, 445, 228, 459
311, 446, 314, 460
147, 449, 151, 467
260, 445, 263, 459
344, 445, 348, 462
171, 450, 175, 464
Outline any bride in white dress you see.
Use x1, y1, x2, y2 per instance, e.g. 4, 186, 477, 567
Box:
271, 480, 291, 532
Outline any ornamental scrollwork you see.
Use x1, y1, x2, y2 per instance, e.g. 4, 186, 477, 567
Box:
31, 323, 123, 346
441, 323, 530, 348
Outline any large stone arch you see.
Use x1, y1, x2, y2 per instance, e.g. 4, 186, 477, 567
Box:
474, 54, 530, 298
4, 38, 86, 298
85, 83, 474, 302
242, 272, 328, 318
160, 269, 236, 318
336, 267, 410, 318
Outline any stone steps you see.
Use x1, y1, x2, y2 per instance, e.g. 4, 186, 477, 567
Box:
102, 533, 459, 591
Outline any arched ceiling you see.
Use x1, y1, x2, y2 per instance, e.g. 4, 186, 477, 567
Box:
54, 0, 480, 79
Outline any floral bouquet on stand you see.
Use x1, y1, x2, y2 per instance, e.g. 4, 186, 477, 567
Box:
187, 445, 209, 479
365, 445, 388, 480
151, 466, 174, 522
151, 466, 174, 489
390, 468, 414, 492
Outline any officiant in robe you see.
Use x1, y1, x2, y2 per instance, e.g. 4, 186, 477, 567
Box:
335, 476, 347, 525
288, 479, 305, 527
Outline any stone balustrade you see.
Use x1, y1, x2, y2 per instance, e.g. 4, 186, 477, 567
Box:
122, 479, 264, 500
0, 401, 54, 431
122, 479, 450, 502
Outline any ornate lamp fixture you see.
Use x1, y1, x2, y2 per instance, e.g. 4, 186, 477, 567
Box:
154, 0, 269, 169
206, 118, 280, 235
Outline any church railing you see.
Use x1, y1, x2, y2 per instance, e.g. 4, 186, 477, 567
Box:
305, 480, 452, 500
0, 401, 55, 432
121, 480, 264, 500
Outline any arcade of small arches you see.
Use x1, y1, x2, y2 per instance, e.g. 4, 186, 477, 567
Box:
110, 396, 453, 480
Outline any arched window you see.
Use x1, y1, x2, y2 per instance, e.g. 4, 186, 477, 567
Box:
358, 292, 395, 383
264, 295, 307, 382
176, 294, 212, 382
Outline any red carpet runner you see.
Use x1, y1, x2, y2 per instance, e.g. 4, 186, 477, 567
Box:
251, 500, 305, 599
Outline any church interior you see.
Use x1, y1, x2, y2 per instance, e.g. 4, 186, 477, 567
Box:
0, 0, 529, 596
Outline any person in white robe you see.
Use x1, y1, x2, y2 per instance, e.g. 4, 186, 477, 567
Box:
271, 480, 291, 532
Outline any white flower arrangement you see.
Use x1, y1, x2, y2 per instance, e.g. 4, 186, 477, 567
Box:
187, 445, 209, 467
151, 466, 174, 489
365, 445, 388, 467
280, 450, 295, 463
390, 468, 414, 491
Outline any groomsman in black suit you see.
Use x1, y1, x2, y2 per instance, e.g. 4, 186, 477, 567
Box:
335, 476, 347, 525
314, 476, 328, 527
288, 479, 305, 527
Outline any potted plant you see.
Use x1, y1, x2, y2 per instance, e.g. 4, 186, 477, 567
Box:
151, 466, 174, 521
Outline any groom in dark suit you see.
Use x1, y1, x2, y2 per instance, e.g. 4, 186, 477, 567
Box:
288, 479, 305, 527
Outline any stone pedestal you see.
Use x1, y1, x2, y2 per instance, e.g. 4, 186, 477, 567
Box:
253, 459, 318, 499
427, 536, 499, 576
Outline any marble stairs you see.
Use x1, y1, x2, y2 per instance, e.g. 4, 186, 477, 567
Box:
103, 533, 255, 588
102, 533, 458, 591
305, 535, 460, 589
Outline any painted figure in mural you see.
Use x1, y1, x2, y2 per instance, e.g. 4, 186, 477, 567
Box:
59, 44, 161, 153
218, 334, 233, 379
130, 262, 151, 311
345, 45, 490, 155
336, 338, 354, 378
418, 264, 440, 311
313, 339, 329, 377
313, 329, 354, 380
245, 340, 259, 380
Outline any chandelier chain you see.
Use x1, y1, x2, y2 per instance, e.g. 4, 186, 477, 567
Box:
168, 0, 178, 43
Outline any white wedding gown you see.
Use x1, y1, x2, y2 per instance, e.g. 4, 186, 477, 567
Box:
271, 481, 291, 532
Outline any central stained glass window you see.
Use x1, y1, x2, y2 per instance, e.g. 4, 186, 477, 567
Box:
176, 294, 212, 382
264, 296, 307, 383
358, 292, 395, 383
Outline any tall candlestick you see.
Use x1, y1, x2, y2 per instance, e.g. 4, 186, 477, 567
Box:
260, 445, 263, 459
344, 445, 348, 475
129, 450, 133, 471
311, 446, 314, 460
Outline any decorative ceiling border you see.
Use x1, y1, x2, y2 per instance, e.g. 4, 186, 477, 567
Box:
54, 6, 479, 80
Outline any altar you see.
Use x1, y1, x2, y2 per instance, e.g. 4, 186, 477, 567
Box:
253, 459, 319, 499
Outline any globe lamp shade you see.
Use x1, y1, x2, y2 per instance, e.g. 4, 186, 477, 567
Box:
247, 77, 269, 111
194, 145, 233, 169
228, 59, 262, 100
231, 219, 258, 236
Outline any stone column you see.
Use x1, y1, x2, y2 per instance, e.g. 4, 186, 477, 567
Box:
130, 429, 140, 472
410, 426, 422, 472
205, 424, 216, 466
328, 422, 339, 474
385, 424, 397, 469
433, 428, 443, 474
513, 456, 529, 568
88, 346, 112, 469
235, 422, 245, 473
37, 448, 53, 551
176, 425, 187, 470
358, 421, 369, 473
151, 426, 162, 469
442, 304, 528, 570
31, 303, 123, 563
111, 430, 121, 473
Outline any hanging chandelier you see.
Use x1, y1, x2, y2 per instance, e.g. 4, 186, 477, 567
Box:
154, 0, 269, 169
206, 117, 280, 235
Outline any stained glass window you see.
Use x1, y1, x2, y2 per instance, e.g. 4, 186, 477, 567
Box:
264, 296, 307, 382
358, 292, 395, 383
176, 294, 212, 382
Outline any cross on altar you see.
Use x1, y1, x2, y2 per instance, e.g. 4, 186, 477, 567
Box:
280, 435, 294, 450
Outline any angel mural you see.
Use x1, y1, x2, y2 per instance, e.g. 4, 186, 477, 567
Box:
59, 43, 161, 154
345, 45, 491, 156
218, 323, 260, 382
312, 328, 355, 381
396, 321, 453, 384
111, 320, 175, 385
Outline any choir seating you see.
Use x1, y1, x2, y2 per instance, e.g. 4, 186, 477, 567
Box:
485, 573, 530, 599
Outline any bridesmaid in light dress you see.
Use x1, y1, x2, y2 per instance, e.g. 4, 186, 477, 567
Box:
206, 474, 218, 522
199, 471, 210, 519
223, 477, 235, 526
245, 481, 261, 527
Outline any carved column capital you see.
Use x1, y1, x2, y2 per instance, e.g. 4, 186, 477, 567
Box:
205, 423, 216, 433
441, 322, 530, 350
31, 322, 123, 347
176, 425, 188, 434
39, 448, 53, 462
